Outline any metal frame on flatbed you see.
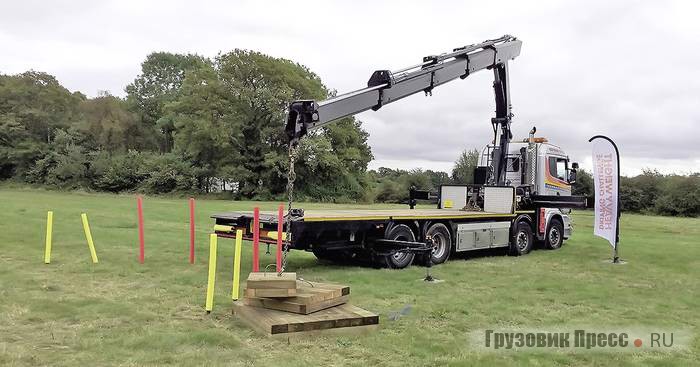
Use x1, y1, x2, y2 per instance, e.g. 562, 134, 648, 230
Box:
212, 209, 515, 244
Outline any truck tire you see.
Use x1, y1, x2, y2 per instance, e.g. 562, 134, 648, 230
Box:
509, 221, 533, 256
381, 224, 416, 269
422, 223, 451, 265
544, 218, 564, 250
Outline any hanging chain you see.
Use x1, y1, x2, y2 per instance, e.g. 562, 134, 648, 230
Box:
278, 142, 298, 276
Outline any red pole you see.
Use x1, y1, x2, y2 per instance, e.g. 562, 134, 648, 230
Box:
252, 207, 260, 272
276, 204, 283, 272
189, 198, 195, 264
137, 196, 145, 264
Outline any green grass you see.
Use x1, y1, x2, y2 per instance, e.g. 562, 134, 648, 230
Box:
0, 187, 698, 366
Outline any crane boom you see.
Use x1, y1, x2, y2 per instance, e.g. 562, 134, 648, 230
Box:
284, 35, 522, 186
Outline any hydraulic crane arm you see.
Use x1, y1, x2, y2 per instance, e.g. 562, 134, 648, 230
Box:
284, 35, 522, 185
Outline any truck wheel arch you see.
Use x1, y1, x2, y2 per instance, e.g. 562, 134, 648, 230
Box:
513, 214, 534, 235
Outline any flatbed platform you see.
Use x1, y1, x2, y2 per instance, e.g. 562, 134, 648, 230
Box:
211, 198, 521, 263
212, 208, 515, 223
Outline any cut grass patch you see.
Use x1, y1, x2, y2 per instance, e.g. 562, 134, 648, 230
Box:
0, 188, 698, 366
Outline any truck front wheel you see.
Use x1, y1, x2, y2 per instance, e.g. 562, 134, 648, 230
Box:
544, 219, 564, 250
381, 224, 416, 269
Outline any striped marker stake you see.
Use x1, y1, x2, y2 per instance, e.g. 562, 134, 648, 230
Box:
189, 198, 195, 264
44, 211, 53, 264
231, 230, 243, 300
137, 196, 145, 264
81, 213, 99, 263
252, 207, 260, 272
205, 234, 218, 313
276, 204, 283, 272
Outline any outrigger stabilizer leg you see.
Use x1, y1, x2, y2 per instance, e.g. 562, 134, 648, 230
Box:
422, 237, 438, 282
373, 237, 441, 280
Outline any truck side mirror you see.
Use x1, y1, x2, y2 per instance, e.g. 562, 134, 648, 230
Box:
572, 162, 579, 169
568, 169, 577, 184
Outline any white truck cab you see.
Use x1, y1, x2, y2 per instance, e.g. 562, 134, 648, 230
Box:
479, 131, 579, 246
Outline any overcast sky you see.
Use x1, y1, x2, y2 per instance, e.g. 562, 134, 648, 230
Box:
2, 0, 698, 175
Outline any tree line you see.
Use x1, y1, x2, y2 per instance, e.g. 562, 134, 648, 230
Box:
1, 51, 376, 200
574, 169, 699, 217
0, 50, 479, 202
0, 50, 697, 215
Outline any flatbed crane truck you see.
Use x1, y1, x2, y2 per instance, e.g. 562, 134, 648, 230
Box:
212, 35, 586, 268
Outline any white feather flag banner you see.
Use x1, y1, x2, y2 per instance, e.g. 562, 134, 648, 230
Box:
590, 137, 619, 249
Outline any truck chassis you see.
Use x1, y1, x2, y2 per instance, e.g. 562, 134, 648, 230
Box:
212, 187, 577, 269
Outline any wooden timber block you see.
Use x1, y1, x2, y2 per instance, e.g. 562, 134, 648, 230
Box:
244, 288, 297, 298
244, 281, 350, 314
246, 272, 297, 289
245, 295, 349, 315
232, 301, 379, 337
245, 272, 297, 298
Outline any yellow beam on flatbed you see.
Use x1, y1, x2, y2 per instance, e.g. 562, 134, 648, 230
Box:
213, 209, 520, 224
302, 212, 516, 222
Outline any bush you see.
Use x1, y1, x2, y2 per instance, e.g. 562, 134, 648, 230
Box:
26, 129, 90, 188
92, 151, 148, 192
654, 175, 700, 217
140, 154, 198, 194
371, 168, 437, 203
619, 182, 646, 212
374, 179, 404, 203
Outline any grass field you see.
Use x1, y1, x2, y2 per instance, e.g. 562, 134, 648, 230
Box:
0, 188, 698, 366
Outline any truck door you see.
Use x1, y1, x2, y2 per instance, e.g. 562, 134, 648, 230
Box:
505, 155, 522, 186
543, 155, 572, 195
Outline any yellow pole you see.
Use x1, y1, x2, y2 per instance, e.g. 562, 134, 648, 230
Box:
205, 234, 218, 313
213, 224, 234, 232
231, 230, 243, 300
44, 211, 53, 264
81, 213, 98, 263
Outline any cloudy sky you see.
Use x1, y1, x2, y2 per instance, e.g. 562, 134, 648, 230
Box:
2, 0, 698, 175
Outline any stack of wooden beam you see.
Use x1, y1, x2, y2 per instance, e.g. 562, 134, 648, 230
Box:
233, 272, 379, 337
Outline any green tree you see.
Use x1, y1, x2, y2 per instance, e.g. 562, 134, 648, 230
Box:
572, 168, 593, 196
214, 49, 326, 197
292, 118, 374, 201
126, 52, 209, 152
212, 49, 373, 199
0, 71, 84, 178
164, 64, 234, 192
452, 149, 480, 184
79, 93, 146, 152
159, 49, 373, 199
425, 169, 452, 188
